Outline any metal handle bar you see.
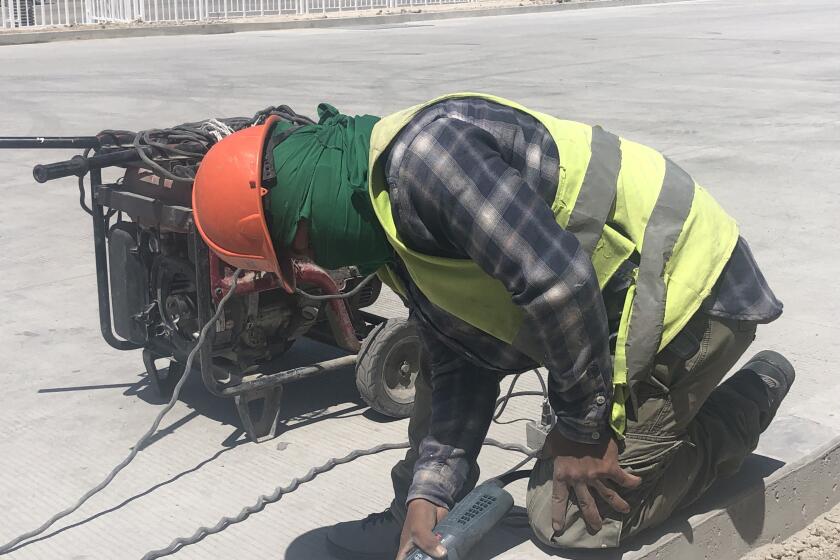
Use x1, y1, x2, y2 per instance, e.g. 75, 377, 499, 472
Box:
32, 150, 150, 183
32, 155, 90, 183
31, 140, 209, 183
0, 136, 102, 150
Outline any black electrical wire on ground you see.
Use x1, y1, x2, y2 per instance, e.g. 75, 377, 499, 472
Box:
0, 256, 548, 557
140, 437, 536, 560
493, 369, 548, 423
0, 269, 245, 556
134, 366, 545, 559
0, 267, 545, 557
0, 309, 540, 559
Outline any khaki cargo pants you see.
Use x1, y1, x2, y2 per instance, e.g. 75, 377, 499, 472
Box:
391, 312, 773, 549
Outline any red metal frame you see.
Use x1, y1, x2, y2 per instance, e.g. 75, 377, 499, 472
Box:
208, 253, 361, 353
209, 251, 284, 301
296, 261, 361, 353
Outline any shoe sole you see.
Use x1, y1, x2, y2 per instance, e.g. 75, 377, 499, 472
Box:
741, 350, 796, 397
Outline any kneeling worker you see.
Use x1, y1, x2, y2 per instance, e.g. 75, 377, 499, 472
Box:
192, 94, 793, 559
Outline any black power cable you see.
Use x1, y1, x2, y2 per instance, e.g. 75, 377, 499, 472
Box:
140, 437, 536, 560
99, 105, 317, 186
0, 265, 542, 557
493, 369, 547, 423
295, 272, 378, 301
76, 147, 94, 215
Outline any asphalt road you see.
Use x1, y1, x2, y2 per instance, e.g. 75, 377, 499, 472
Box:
0, 1, 839, 558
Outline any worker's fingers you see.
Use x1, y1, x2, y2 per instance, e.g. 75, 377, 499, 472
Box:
605, 466, 642, 489
574, 483, 603, 533
396, 532, 446, 560
593, 479, 631, 514
397, 515, 446, 559
411, 528, 446, 559
396, 538, 426, 560
395, 538, 413, 560
551, 476, 570, 533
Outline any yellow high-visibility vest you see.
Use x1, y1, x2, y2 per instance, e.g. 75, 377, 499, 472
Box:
368, 93, 739, 436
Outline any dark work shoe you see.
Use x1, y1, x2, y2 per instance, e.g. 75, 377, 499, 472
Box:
326, 509, 401, 560
733, 350, 796, 415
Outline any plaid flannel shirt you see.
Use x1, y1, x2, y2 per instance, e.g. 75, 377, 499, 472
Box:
382, 98, 782, 508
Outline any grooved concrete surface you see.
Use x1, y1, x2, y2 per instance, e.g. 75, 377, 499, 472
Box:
1, 0, 839, 558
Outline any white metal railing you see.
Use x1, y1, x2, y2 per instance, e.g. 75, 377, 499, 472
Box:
1, 0, 474, 28
1, 0, 89, 29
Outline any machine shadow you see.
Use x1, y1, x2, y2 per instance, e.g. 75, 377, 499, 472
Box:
13, 339, 374, 553
131, 337, 370, 439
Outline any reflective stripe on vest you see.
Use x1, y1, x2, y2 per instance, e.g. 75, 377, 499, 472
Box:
625, 158, 696, 392
565, 126, 621, 256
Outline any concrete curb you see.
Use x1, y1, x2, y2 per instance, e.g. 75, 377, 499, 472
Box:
632, 435, 840, 560
0, 0, 693, 46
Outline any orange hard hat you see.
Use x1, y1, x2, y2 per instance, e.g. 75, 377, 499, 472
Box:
192, 116, 295, 293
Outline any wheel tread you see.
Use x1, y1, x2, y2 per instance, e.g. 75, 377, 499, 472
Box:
355, 318, 417, 419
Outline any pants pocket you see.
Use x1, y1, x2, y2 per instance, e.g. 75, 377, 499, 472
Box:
620, 436, 687, 477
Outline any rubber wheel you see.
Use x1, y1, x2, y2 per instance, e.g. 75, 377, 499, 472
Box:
355, 318, 420, 419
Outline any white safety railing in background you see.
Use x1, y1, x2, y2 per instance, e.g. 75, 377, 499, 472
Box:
1, 0, 89, 29
1, 0, 474, 28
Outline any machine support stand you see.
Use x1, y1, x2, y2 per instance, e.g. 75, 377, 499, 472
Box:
143, 348, 184, 400
234, 385, 284, 443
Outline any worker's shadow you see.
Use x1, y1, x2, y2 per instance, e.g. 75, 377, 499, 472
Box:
39, 333, 394, 448
285, 452, 783, 560
283, 506, 531, 560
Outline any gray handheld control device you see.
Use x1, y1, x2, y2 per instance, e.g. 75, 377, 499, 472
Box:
403, 480, 514, 560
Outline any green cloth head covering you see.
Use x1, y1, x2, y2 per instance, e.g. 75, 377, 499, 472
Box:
265, 103, 392, 273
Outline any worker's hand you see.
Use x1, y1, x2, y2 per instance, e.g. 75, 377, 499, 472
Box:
543, 430, 641, 535
396, 498, 449, 560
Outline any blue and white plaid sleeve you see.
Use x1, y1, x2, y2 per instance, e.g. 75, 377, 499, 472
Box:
392, 116, 614, 445
406, 325, 500, 509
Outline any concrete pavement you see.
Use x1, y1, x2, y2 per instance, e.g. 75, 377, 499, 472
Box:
0, 0, 838, 558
